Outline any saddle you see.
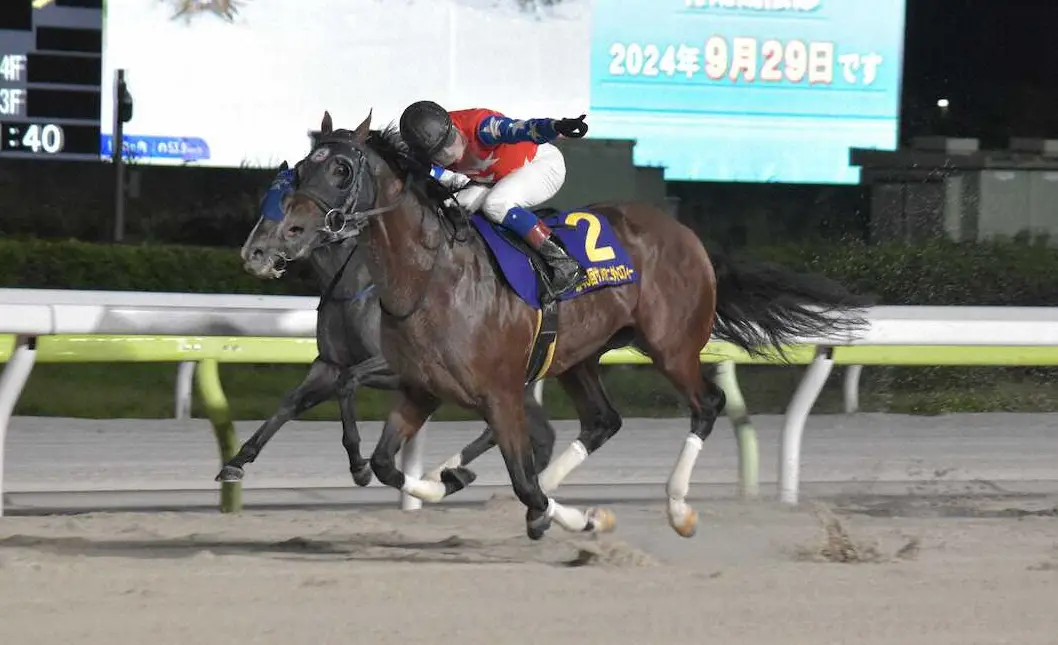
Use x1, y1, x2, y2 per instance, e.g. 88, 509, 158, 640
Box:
466, 205, 637, 385
484, 206, 562, 385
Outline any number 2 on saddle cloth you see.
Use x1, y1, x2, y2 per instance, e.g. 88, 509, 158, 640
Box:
469, 208, 639, 383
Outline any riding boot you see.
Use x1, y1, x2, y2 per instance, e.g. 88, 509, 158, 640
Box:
531, 229, 588, 296
500, 207, 587, 297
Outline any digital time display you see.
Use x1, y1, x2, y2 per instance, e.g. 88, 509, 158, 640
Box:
0, 0, 103, 161
588, 0, 906, 184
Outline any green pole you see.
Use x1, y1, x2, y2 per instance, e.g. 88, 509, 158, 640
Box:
194, 359, 242, 513
714, 360, 759, 499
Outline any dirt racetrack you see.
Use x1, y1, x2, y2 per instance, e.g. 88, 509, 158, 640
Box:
2, 492, 1057, 645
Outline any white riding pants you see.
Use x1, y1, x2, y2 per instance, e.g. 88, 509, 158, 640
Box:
455, 142, 566, 224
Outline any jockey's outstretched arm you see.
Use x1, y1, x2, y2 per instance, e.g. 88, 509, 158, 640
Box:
428, 113, 569, 191
476, 116, 564, 146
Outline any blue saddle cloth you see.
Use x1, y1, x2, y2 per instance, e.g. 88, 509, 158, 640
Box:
468, 208, 638, 309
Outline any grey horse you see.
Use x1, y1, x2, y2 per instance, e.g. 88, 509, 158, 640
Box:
216, 162, 556, 492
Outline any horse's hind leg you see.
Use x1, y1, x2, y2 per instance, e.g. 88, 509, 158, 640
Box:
538, 357, 622, 495
630, 258, 724, 537
637, 338, 726, 538
424, 427, 495, 483
216, 358, 339, 482
425, 384, 555, 484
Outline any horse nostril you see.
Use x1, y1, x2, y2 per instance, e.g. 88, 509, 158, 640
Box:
251, 249, 264, 260
285, 226, 304, 239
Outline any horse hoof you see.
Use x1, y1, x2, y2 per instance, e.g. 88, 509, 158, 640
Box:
440, 467, 477, 496
526, 507, 552, 541
215, 465, 245, 483
351, 463, 373, 487
587, 507, 617, 533
669, 508, 699, 538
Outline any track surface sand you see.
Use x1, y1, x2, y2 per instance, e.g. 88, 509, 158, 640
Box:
2, 494, 1057, 644
1, 414, 1057, 643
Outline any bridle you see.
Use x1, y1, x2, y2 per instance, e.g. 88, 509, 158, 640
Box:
290, 131, 445, 322
293, 134, 409, 242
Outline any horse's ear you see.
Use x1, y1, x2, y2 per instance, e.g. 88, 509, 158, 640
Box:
353, 109, 372, 143
278, 160, 289, 171
321, 111, 333, 135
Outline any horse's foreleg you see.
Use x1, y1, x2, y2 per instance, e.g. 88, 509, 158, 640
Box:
538, 359, 621, 495
370, 387, 478, 502
424, 385, 555, 484
336, 355, 401, 487
335, 374, 372, 487
486, 389, 615, 540
352, 354, 402, 391
216, 358, 339, 482
525, 390, 557, 472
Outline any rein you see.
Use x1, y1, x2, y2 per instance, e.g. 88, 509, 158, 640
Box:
297, 131, 471, 323
376, 216, 446, 323
375, 177, 472, 323
316, 242, 366, 311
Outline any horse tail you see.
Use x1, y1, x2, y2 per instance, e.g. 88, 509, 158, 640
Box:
706, 244, 872, 361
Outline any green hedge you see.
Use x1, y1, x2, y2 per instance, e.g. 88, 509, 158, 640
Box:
751, 238, 1058, 306
0, 238, 314, 295
5, 237, 1058, 417
4, 236, 1058, 305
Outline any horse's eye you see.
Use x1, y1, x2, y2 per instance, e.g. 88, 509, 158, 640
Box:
333, 162, 351, 179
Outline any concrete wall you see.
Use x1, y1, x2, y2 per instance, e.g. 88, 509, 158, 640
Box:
544, 138, 664, 210
856, 142, 1058, 245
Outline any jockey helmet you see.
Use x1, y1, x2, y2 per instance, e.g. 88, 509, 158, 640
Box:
399, 100, 459, 164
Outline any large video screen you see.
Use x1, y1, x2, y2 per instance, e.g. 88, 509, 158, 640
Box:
101, 0, 906, 184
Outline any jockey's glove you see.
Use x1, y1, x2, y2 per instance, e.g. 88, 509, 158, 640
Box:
431, 165, 474, 191
554, 114, 589, 138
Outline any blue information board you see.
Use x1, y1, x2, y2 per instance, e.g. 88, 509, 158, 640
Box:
589, 0, 907, 184
100, 134, 211, 162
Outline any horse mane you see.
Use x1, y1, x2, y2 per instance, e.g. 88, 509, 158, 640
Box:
359, 125, 468, 230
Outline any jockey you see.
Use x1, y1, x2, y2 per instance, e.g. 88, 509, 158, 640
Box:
398, 100, 589, 297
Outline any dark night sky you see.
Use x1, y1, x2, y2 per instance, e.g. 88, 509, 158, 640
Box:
901, 0, 1058, 144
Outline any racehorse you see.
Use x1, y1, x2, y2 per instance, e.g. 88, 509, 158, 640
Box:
270, 111, 868, 540
222, 162, 557, 489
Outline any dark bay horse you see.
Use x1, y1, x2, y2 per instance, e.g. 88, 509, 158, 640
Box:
223, 163, 556, 489
272, 111, 868, 540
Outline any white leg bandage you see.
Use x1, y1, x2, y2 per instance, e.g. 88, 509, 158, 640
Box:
666, 434, 703, 523
400, 476, 447, 503
538, 440, 588, 494
546, 497, 589, 532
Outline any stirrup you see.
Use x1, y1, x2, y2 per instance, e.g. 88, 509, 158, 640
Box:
546, 266, 585, 298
